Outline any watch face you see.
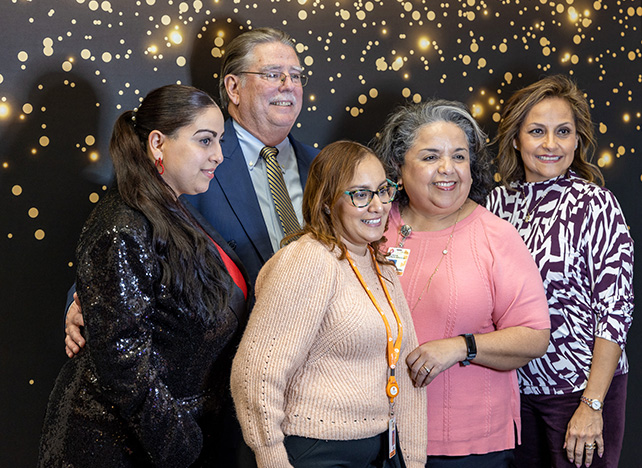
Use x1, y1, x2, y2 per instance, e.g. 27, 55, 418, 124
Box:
591, 400, 601, 410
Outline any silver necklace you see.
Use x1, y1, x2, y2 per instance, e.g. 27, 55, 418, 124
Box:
397, 206, 463, 313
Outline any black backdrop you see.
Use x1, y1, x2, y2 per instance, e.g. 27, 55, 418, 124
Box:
1, 1, 640, 466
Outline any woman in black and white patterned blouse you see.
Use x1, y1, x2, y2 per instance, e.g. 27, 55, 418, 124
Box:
487, 74, 634, 468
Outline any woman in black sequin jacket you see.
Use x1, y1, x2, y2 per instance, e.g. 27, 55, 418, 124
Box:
38, 85, 249, 468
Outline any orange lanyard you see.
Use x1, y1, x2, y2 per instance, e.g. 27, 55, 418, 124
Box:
346, 246, 404, 403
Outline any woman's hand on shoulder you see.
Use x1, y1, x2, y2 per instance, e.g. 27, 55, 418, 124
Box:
405, 337, 467, 387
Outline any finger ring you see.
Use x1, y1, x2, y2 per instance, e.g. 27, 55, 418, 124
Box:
585, 442, 597, 450
422, 365, 431, 374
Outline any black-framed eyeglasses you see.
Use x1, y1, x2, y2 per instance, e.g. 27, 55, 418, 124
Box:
344, 180, 398, 208
238, 71, 308, 87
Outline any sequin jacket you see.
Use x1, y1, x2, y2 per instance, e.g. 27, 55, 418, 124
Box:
39, 188, 249, 467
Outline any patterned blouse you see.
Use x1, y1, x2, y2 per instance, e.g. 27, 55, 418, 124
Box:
487, 170, 634, 395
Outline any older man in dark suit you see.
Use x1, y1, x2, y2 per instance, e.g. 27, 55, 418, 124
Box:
65, 27, 317, 354
186, 27, 317, 285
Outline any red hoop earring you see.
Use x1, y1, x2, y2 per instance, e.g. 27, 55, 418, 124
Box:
155, 157, 165, 175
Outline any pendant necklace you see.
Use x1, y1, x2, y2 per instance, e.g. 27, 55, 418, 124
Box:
521, 175, 570, 223
402, 206, 462, 313
522, 190, 550, 223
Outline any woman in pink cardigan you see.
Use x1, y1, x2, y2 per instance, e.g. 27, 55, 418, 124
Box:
231, 141, 427, 468
373, 100, 551, 468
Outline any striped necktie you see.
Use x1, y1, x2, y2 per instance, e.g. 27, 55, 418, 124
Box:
260, 146, 301, 237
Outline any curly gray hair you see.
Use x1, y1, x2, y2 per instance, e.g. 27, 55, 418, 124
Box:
371, 99, 493, 206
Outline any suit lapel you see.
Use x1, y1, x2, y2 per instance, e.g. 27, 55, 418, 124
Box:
290, 135, 312, 188
214, 119, 274, 264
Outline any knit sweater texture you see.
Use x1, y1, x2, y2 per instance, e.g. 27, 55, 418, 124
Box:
384, 204, 550, 456
231, 234, 427, 468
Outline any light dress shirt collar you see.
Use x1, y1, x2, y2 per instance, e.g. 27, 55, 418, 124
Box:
232, 120, 303, 253
233, 120, 290, 173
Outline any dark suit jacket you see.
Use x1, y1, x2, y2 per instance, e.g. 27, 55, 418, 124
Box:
184, 118, 318, 285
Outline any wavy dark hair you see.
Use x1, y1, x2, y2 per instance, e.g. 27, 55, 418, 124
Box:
494, 74, 604, 187
371, 99, 493, 206
283, 140, 389, 265
110, 84, 230, 321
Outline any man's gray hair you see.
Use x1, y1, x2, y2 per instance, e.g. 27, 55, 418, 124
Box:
219, 27, 298, 109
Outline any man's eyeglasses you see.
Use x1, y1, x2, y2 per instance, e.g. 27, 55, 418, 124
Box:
344, 180, 398, 208
238, 71, 308, 87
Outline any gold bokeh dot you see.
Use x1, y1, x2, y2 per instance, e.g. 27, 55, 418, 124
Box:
0, 103, 10, 118
28, 207, 39, 218
12, 185, 23, 196
598, 152, 612, 168
34, 229, 45, 240
89, 192, 100, 203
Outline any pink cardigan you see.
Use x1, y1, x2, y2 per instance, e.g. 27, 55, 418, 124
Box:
231, 235, 427, 468
384, 204, 550, 456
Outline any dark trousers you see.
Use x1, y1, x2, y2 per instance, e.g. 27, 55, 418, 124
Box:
512, 373, 627, 468
284, 431, 406, 468
425, 449, 514, 468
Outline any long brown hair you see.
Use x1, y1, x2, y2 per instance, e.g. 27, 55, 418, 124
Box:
283, 140, 389, 264
110, 84, 230, 321
494, 74, 604, 187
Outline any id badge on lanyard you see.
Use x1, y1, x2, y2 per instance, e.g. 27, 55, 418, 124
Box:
387, 247, 410, 276
346, 247, 403, 460
388, 416, 397, 458
387, 370, 399, 459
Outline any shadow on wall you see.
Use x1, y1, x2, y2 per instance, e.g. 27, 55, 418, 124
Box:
189, 17, 244, 115
0, 71, 102, 467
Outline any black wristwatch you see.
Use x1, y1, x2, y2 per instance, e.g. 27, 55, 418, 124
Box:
460, 333, 477, 366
